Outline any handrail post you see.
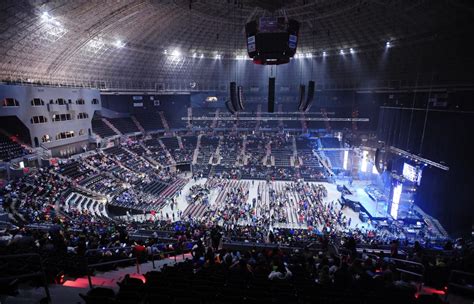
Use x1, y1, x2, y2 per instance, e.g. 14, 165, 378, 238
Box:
84, 255, 93, 289
38, 256, 52, 303
136, 257, 140, 274
88, 272, 93, 289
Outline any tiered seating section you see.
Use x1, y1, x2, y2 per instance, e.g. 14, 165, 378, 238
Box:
133, 113, 164, 131
320, 137, 344, 170
0, 135, 27, 161
296, 137, 326, 181
108, 117, 140, 134
242, 135, 268, 179
178, 136, 197, 163
191, 108, 214, 129
196, 135, 220, 172
162, 105, 188, 129
91, 119, 116, 137
144, 137, 173, 166
271, 135, 293, 167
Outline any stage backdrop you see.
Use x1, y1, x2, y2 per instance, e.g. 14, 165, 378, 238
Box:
377, 104, 474, 237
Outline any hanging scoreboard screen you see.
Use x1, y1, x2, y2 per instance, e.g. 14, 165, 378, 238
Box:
245, 17, 300, 65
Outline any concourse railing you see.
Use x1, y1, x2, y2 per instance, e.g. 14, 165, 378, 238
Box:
84, 246, 137, 289
389, 257, 425, 290
84, 242, 195, 289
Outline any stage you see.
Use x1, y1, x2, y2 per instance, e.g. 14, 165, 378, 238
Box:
338, 180, 389, 221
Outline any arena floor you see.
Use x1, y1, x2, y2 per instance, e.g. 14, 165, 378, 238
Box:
125, 178, 375, 233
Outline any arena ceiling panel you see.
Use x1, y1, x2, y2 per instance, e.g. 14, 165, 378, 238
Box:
0, 0, 472, 90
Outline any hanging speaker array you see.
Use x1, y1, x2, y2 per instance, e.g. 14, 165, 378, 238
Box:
297, 80, 315, 112
268, 77, 275, 113
304, 80, 315, 112
297, 84, 306, 111
227, 82, 245, 114
237, 86, 245, 111
225, 100, 236, 115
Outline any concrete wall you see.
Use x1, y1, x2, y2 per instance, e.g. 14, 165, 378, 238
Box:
0, 84, 101, 149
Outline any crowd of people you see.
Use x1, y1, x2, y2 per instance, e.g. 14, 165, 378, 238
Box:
1, 131, 473, 304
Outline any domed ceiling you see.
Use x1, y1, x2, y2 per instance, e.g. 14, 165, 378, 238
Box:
0, 0, 472, 90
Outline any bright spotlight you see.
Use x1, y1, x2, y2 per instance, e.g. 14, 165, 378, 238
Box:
305, 53, 312, 58
114, 40, 125, 48
193, 52, 197, 58
171, 49, 181, 57
164, 50, 168, 55
322, 51, 326, 57
343, 150, 349, 170
340, 49, 344, 55
386, 41, 391, 48
41, 12, 60, 25
41, 12, 51, 22
390, 183, 403, 219
200, 53, 204, 58
350, 48, 354, 54
361, 150, 368, 172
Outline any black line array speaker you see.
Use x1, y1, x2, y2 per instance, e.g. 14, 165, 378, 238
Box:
303, 80, 315, 112
229, 82, 239, 112
237, 86, 244, 111
268, 77, 275, 113
297, 84, 306, 111
225, 100, 236, 115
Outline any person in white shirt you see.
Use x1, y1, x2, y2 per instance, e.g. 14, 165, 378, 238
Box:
268, 262, 292, 280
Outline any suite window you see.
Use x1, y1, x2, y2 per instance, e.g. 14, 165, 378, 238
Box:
52, 113, 72, 122
31, 98, 45, 106
76, 98, 85, 105
77, 112, 89, 119
91, 98, 100, 105
56, 131, 74, 140
56, 98, 67, 105
3, 98, 19, 107
30, 116, 48, 124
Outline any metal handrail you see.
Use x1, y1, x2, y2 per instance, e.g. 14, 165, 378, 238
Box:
0, 253, 51, 303
389, 257, 425, 290
84, 242, 194, 288
84, 246, 137, 289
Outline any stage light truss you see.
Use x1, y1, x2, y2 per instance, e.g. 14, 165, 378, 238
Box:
389, 146, 449, 171
196, 111, 337, 115
183, 116, 369, 122
224, 111, 336, 115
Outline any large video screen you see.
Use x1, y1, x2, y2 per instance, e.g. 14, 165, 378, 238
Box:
402, 163, 422, 185
258, 17, 286, 32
